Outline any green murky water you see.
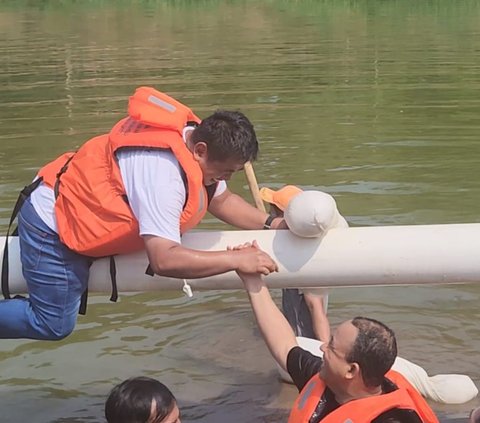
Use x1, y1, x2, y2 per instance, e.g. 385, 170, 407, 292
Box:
1, 1, 479, 421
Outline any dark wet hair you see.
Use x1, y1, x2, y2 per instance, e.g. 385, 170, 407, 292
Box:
191, 110, 258, 162
105, 376, 176, 423
347, 317, 397, 388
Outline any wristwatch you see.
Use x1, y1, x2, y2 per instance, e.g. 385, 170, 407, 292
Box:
263, 215, 275, 230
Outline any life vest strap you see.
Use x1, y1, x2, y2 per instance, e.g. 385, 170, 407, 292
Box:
109, 255, 118, 302
80, 255, 119, 313
54, 154, 76, 199
2, 178, 43, 299
79, 288, 88, 315
205, 183, 218, 204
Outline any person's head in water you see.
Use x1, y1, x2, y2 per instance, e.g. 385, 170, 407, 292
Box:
105, 377, 180, 423
319, 317, 397, 395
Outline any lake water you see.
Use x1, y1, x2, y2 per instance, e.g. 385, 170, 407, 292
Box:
0, 1, 479, 422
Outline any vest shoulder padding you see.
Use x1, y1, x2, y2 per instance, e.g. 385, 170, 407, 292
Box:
128, 86, 201, 132
288, 371, 439, 423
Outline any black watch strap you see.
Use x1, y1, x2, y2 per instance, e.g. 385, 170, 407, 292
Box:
263, 215, 275, 230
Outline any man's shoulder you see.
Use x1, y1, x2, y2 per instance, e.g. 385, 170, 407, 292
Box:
288, 345, 322, 366
372, 379, 424, 423
287, 346, 323, 392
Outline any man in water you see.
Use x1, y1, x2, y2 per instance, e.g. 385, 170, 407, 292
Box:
105, 376, 180, 423
234, 242, 439, 423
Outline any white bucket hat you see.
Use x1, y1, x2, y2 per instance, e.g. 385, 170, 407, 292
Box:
285, 190, 348, 238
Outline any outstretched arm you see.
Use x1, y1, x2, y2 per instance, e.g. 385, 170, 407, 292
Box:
144, 236, 278, 279
237, 267, 297, 372
209, 189, 286, 230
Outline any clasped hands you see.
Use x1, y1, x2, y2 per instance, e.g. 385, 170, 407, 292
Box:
228, 240, 278, 278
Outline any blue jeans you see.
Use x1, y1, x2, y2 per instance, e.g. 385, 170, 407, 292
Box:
0, 198, 90, 340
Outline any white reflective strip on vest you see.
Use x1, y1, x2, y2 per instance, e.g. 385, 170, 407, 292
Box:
147, 95, 176, 113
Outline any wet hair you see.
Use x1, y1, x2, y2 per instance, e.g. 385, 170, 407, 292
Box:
105, 376, 176, 423
190, 110, 258, 162
347, 317, 397, 388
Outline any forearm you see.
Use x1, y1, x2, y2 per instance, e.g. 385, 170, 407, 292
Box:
310, 307, 330, 343
244, 277, 297, 371
148, 245, 238, 279
209, 191, 284, 229
145, 236, 277, 279
304, 292, 330, 343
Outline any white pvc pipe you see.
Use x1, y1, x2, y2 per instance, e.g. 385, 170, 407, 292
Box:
3, 223, 480, 294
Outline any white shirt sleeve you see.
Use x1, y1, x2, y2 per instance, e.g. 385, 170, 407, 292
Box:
117, 149, 185, 244
214, 180, 227, 197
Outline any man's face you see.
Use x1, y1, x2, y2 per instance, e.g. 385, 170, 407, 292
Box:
319, 320, 358, 390
191, 141, 245, 186
199, 157, 245, 186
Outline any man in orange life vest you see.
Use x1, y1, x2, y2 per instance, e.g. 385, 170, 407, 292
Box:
0, 87, 282, 341
233, 243, 439, 423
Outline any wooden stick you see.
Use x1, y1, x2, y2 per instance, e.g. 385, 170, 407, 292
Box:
244, 161, 266, 212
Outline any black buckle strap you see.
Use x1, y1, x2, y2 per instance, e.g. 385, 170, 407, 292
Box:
109, 256, 118, 302
145, 264, 155, 277
205, 182, 218, 205
2, 178, 43, 300
63, 256, 117, 315
54, 154, 75, 199
79, 288, 88, 315
263, 214, 275, 230
78, 258, 94, 315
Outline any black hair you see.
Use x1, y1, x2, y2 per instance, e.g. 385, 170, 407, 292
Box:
190, 110, 258, 162
347, 317, 397, 388
105, 377, 176, 423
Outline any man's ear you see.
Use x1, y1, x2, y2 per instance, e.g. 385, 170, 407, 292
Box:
192, 141, 208, 161
345, 362, 360, 381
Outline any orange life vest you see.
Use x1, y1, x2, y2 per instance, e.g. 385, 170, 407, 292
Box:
38, 87, 209, 257
288, 370, 439, 423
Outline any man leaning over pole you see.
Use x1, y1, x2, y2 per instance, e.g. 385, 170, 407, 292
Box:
0, 87, 283, 341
